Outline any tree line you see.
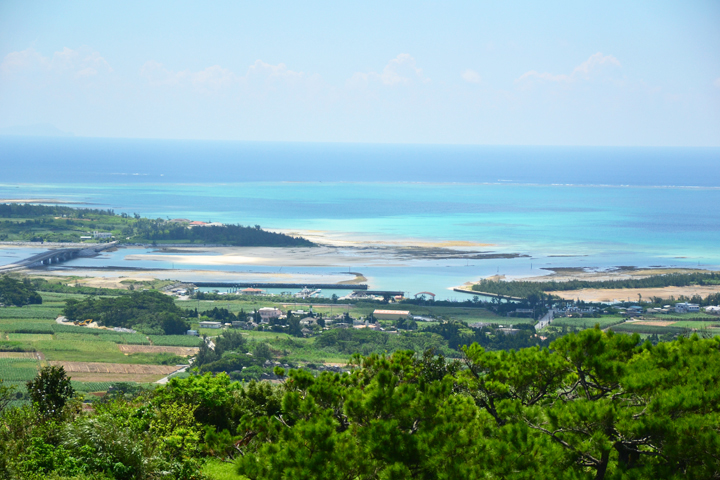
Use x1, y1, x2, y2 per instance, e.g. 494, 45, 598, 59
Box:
0, 203, 115, 218
0, 276, 42, 306
472, 271, 720, 298
62, 290, 189, 335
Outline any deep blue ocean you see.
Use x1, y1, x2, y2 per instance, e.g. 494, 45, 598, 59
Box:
1, 137, 719, 298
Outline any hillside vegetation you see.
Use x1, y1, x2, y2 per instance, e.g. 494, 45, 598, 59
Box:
0, 277, 42, 307
62, 290, 190, 335
0, 203, 313, 246
1, 330, 719, 479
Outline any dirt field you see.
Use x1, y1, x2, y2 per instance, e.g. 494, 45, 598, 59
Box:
632, 321, 677, 327
63, 372, 170, 383
553, 285, 720, 303
118, 345, 199, 356
49, 361, 182, 375
0, 351, 44, 359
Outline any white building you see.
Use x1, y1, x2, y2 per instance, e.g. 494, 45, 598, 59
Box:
675, 302, 700, 313
258, 307, 282, 323
199, 321, 222, 329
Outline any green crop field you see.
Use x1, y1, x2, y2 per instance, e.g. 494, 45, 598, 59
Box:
549, 316, 626, 329
149, 335, 203, 347
667, 320, 720, 331
0, 357, 40, 381
8, 333, 54, 342
0, 306, 62, 319
610, 323, 689, 335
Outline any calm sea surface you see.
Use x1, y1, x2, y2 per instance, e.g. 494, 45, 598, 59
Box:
1, 137, 719, 298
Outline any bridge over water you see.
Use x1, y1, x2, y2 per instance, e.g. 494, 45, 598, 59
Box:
0, 243, 115, 273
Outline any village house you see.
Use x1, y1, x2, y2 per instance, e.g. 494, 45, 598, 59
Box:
258, 307, 282, 323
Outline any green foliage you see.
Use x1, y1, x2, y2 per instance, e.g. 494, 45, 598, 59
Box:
2, 332, 720, 479
0, 276, 43, 307
26, 365, 76, 418
136, 223, 313, 247
149, 335, 203, 347
473, 272, 720, 298
62, 290, 189, 335
0, 378, 16, 412
0, 358, 40, 381
314, 328, 455, 357
0, 203, 313, 247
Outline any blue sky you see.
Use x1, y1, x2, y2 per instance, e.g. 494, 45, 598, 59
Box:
1, 1, 719, 145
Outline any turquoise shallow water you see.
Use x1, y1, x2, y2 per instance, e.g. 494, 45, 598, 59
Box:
1, 139, 719, 298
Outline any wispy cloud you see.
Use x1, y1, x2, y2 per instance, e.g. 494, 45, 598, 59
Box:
0, 47, 112, 78
140, 59, 307, 91
461, 69, 482, 84
347, 54, 429, 87
714, 77, 720, 88
516, 52, 620, 84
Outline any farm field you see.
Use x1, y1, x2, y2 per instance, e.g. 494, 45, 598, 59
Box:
47, 361, 184, 383
548, 316, 626, 329
48, 361, 182, 375
118, 344, 199, 356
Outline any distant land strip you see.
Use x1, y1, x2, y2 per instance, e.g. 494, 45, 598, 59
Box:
453, 287, 523, 301
194, 281, 368, 290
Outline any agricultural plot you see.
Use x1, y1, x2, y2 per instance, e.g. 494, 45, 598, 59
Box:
118, 345, 199, 356
149, 335, 203, 347
0, 306, 62, 319
610, 323, 689, 335
48, 361, 183, 383
0, 352, 42, 359
549, 316, 626, 329
0, 357, 40, 381
50, 361, 182, 375
632, 320, 677, 327
8, 333, 54, 342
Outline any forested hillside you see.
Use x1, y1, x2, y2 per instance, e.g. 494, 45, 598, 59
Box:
0, 203, 314, 246
1, 329, 718, 479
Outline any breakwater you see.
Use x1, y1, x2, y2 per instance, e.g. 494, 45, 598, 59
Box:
194, 282, 367, 290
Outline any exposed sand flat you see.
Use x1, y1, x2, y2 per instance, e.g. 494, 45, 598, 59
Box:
125, 242, 517, 269
553, 285, 720, 303
34, 268, 358, 288
268, 228, 493, 249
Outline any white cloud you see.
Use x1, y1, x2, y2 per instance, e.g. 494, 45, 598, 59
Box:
140, 59, 307, 91
1, 46, 112, 77
246, 60, 304, 80
516, 52, 621, 83
462, 69, 482, 84
0, 48, 48, 74
348, 54, 428, 87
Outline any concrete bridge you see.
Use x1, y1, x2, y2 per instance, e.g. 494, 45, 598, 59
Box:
0, 242, 115, 273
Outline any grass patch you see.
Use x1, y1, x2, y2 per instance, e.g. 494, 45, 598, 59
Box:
202, 458, 248, 480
